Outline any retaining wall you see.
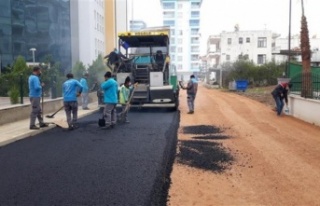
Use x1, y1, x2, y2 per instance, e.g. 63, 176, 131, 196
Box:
289, 94, 320, 126
0, 92, 97, 126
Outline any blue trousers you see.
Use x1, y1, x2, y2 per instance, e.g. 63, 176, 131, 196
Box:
273, 95, 284, 115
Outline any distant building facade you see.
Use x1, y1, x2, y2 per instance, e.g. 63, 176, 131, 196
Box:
130, 20, 147, 31
160, 0, 203, 75
273, 35, 320, 66
73, 0, 106, 66
219, 30, 274, 65
104, 0, 131, 54
0, 0, 72, 71
206, 35, 220, 68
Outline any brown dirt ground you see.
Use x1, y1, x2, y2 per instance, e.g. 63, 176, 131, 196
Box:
168, 84, 320, 206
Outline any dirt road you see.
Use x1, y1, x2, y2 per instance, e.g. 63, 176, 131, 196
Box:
168, 85, 320, 206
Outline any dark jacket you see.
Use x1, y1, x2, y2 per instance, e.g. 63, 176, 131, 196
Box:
186, 78, 198, 96
105, 51, 119, 64
271, 83, 288, 103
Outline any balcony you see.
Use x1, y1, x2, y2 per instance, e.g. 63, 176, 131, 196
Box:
191, 2, 201, 9
12, 19, 24, 27
191, 40, 200, 44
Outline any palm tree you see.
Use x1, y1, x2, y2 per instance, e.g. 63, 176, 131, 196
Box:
300, 0, 313, 98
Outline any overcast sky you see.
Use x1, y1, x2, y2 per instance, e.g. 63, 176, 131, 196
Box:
131, 0, 320, 54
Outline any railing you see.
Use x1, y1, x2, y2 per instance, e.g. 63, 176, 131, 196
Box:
290, 72, 320, 99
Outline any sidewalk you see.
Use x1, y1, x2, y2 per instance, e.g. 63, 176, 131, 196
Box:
0, 102, 99, 147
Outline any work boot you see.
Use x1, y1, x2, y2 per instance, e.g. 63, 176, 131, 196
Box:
30, 125, 40, 130
39, 123, 49, 128
187, 111, 194, 114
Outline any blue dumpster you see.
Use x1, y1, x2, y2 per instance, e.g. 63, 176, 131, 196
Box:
236, 80, 248, 91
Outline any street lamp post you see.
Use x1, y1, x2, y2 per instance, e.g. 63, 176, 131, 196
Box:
30, 48, 36, 63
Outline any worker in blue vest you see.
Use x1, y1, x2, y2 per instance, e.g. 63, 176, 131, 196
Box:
63, 73, 83, 130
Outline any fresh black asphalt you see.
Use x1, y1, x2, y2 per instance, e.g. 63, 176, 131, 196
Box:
0, 109, 179, 206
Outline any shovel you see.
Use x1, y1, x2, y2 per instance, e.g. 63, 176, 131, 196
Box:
46, 106, 64, 118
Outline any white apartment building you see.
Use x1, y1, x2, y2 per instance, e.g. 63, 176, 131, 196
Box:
130, 20, 147, 31
160, 0, 202, 75
273, 35, 320, 65
72, 0, 106, 66
219, 30, 273, 65
206, 35, 220, 68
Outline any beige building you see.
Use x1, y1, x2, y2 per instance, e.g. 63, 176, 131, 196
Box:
105, 0, 131, 55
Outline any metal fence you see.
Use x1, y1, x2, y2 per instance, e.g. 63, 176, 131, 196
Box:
290, 72, 320, 99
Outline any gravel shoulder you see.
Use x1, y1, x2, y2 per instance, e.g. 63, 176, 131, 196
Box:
168, 85, 320, 205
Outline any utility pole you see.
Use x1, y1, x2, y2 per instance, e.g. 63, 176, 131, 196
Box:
287, 0, 292, 77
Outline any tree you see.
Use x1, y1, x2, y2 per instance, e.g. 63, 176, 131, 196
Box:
87, 54, 110, 84
12, 56, 28, 74
72, 61, 86, 80
300, 0, 313, 98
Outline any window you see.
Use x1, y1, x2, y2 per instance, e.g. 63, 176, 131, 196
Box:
178, 38, 183, 44
239, 37, 243, 44
178, 56, 183, 61
178, 3, 183, 9
170, 46, 176, 53
191, 11, 200, 18
189, 19, 199, 26
257, 54, 266, 64
191, 55, 199, 61
227, 38, 232, 45
177, 64, 183, 70
191, 63, 199, 70
226, 55, 231, 61
191, 37, 199, 44
171, 30, 175, 36
177, 12, 183, 18
178, 30, 183, 35
171, 55, 175, 61
163, 2, 174, 9
177, 47, 183, 52
171, 38, 175, 44
258, 37, 267, 48
163, 11, 175, 18
163, 20, 175, 27
191, 28, 199, 35
246, 37, 250, 43
191, 46, 199, 52
191, 2, 200, 8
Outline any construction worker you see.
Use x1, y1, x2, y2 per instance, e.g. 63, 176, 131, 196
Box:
179, 75, 198, 114
104, 48, 130, 73
62, 73, 83, 130
101, 71, 118, 129
28, 66, 48, 130
80, 72, 90, 110
271, 82, 292, 116
118, 76, 138, 123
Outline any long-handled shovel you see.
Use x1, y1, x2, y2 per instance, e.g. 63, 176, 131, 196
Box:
46, 106, 64, 118
118, 86, 136, 123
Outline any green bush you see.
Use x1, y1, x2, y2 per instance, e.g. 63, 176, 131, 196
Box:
8, 86, 20, 104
